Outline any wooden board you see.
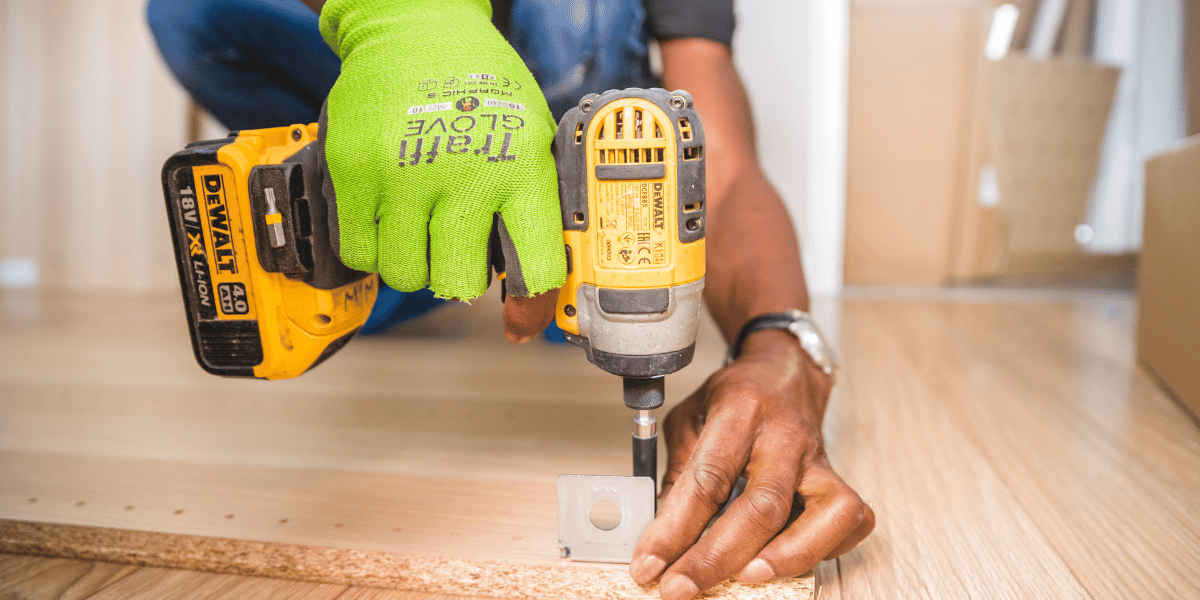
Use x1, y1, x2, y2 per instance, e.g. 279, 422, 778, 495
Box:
0, 289, 812, 599
3, 287, 1200, 597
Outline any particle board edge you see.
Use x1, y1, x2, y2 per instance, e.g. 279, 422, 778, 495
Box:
0, 520, 814, 600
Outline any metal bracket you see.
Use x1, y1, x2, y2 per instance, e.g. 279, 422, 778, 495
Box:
557, 475, 654, 563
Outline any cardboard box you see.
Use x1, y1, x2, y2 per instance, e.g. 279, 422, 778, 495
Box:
983, 55, 1118, 268
844, 0, 1119, 285
1139, 136, 1200, 419
845, 0, 990, 285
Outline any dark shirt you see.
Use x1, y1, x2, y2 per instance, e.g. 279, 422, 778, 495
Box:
491, 0, 736, 48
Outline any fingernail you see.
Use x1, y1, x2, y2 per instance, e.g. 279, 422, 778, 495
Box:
631, 555, 666, 583
658, 574, 700, 600
505, 331, 532, 343
737, 558, 775, 584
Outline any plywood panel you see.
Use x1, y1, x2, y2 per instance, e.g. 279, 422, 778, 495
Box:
0, 290, 813, 599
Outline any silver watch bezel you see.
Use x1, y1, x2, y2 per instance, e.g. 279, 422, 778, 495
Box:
784, 310, 839, 385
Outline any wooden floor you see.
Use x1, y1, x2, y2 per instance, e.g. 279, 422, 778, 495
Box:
1, 285, 1198, 598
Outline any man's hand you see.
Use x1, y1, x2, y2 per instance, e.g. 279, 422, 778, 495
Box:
319, 0, 565, 304
629, 330, 875, 599
635, 38, 875, 597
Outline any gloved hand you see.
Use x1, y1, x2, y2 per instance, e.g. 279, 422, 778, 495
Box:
318, 0, 565, 302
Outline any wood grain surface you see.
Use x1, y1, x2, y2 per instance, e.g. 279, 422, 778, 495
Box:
0, 552, 475, 600
3, 287, 1199, 598
0, 289, 812, 599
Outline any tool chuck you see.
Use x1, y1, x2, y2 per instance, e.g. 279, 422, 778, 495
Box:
625, 377, 663, 486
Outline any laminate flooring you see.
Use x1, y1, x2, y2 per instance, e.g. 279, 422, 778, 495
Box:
1, 286, 1197, 599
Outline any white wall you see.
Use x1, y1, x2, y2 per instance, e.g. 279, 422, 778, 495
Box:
1088, 0, 1186, 252
733, 0, 849, 298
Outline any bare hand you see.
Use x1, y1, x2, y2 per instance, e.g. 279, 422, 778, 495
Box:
629, 330, 875, 599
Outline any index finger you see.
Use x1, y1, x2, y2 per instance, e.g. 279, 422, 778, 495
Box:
628, 392, 759, 585
653, 428, 803, 600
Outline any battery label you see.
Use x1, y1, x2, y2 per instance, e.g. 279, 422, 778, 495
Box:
595, 181, 670, 269
174, 167, 217, 321
190, 165, 257, 320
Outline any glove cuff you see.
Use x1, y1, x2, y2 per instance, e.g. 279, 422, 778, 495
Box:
320, 0, 494, 59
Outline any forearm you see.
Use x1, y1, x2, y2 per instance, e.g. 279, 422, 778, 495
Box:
659, 39, 810, 344
300, 0, 325, 13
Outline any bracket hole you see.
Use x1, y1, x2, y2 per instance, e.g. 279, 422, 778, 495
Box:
589, 499, 622, 531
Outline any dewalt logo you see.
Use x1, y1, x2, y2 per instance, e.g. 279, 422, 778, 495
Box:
202, 174, 237, 274
652, 182, 665, 230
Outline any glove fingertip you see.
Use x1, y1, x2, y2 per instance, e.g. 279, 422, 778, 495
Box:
494, 209, 566, 298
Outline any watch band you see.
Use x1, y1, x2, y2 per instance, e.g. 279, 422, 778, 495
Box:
726, 310, 839, 384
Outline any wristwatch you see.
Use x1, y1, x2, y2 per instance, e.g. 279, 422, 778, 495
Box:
726, 309, 840, 385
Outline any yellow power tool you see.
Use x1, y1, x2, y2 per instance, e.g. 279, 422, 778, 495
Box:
553, 88, 706, 486
161, 124, 377, 380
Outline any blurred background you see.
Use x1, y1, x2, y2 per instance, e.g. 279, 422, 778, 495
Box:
0, 0, 1193, 297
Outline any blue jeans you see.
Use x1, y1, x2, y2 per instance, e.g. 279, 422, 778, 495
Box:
147, 0, 656, 334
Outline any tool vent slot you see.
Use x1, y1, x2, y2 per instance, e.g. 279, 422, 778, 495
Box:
293, 199, 314, 270
289, 167, 305, 200
683, 146, 701, 160
574, 123, 584, 144
678, 118, 692, 140
593, 104, 668, 171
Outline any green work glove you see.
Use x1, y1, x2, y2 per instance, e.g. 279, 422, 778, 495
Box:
318, 0, 565, 300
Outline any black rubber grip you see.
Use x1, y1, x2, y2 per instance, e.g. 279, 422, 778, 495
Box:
623, 377, 666, 410
633, 434, 657, 487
